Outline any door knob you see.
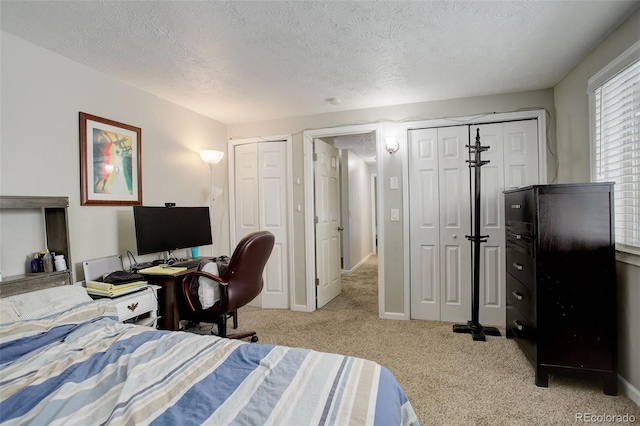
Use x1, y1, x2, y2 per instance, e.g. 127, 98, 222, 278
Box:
452, 234, 457, 239
338, 226, 344, 231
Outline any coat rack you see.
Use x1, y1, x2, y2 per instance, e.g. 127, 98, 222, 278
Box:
453, 128, 501, 341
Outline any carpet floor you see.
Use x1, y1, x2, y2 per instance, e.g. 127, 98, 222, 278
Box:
186, 255, 639, 425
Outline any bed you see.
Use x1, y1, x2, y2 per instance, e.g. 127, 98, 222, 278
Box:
0, 285, 418, 425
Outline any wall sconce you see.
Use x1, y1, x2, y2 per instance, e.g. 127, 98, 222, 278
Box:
385, 137, 399, 154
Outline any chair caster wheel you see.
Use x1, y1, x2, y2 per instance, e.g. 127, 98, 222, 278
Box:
251, 335, 259, 343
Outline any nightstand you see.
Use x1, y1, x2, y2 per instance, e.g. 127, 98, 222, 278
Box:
112, 285, 160, 327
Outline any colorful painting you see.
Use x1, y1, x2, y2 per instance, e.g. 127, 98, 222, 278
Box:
80, 113, 142, 205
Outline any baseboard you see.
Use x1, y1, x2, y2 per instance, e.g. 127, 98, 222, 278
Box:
342, 253, 372, 275
292, 303, 313, 312
380, 312, 408, 320
619, 374, 640, 406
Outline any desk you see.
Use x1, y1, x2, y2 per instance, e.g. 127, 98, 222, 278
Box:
139, 267, 194, 330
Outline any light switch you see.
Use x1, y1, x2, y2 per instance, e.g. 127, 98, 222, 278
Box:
390, 176, 399, 190
391, 209, 399, 222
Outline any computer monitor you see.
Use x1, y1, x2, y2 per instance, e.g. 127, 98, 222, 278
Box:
133, 206, 212, 256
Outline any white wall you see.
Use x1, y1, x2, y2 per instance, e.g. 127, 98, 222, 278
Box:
554, 9, 640, 401
0, 32, 230, 280
346, 150, 372, 270
339, 149, 350, 270
229, 89, 556, 315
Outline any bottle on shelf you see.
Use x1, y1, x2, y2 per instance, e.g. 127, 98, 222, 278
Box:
54, 254, 67, 271
30, 254, 40, 273
43, 249, 53, 273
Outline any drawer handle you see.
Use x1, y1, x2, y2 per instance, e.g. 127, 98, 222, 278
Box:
513, 319, 524, 331
511, 204, 521, 209
127, 302, 139, 312
512, 262, 523, 270
512, 291, 523, 301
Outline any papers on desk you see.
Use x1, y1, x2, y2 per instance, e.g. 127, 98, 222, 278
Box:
137, 265, 187, 275
86, 280, 148, 298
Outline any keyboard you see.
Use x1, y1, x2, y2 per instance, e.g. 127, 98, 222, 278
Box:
171, 259, 203, 269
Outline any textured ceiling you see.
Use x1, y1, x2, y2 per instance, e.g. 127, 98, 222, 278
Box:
333, 133, 378, 166
1, 1, 639, 125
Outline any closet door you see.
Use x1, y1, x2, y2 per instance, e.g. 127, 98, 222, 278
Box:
234, 142, 289, 309
503, 120, 539, 190
409, 126, 471, 322
409, 128, 441, 320
257, 142, 289, 309
235, 143, 259, 238
474, 123, 506, 326
409, 119, 540, 325
437, 126, 472, 323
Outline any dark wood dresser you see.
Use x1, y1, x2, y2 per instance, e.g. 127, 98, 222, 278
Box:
504, 183, 617, 395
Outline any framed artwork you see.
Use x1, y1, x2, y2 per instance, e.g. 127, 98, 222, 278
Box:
79, 112, 142, 206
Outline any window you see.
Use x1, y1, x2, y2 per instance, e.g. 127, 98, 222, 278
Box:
589, 40, 640, 254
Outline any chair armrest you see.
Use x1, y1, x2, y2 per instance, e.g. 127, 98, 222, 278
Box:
181, 272, 229, 312
183, 270, 229, 285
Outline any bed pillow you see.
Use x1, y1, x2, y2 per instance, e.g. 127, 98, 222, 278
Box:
198, 261, 220, 310
0, 299, 21, 324
7, 285, 93, 320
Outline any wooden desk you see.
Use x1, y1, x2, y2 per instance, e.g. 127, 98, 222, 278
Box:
139, 267, 194, 330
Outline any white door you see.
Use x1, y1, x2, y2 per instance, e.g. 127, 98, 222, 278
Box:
409, 128, 441, 320
473, 124, 505, 326
234, 141, 289, 309
437, 126, 472, 323
409, 126, 471, 322
314, 138, 342, 308
235, 144, 259, 238
258, 142, 289, 308
409, 119, 539, 325
503, 120, 539, 190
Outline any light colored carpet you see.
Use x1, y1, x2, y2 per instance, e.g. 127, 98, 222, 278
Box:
186, 255, 639, 425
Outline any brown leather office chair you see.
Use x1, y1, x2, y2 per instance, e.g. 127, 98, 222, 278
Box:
181, 231, 274, 342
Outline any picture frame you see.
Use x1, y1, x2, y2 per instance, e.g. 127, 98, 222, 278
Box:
79, 112, 142, 206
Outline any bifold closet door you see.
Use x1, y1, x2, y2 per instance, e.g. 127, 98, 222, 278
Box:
409, 120, 539, 325
473, 123, 505, 326
409, 126, 471, 322
234, 142, 289, 309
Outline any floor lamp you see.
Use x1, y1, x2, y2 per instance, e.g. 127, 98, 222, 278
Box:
199, 149, 224, 256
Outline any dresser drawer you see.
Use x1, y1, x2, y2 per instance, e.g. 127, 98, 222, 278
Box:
507, 274, 535, 322
505, 190, 534, 225
506, 245, 535, 288
113, 289, 155, 322
506, 226, 533, 254
506, 304, 536, 362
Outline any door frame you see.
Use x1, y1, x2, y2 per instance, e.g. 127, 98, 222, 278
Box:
228, 134, 295, 309
370, 173, 377, 256
400, 109, 548, 320
303, 124, 382, 313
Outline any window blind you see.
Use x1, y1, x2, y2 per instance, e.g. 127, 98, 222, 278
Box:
593, 58, 640, 251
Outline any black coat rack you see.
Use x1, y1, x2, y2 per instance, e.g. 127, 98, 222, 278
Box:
453, 128, 501, 341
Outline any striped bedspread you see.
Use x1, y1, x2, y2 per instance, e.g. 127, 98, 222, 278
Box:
0, 301, 418, 425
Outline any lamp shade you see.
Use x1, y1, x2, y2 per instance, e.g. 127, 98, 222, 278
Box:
199, 150, 225, 164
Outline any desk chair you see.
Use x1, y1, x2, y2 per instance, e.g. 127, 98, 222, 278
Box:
181, 231, 275, 342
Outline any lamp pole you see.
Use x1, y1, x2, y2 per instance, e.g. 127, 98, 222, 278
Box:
199, 149, 224, 257
208, 162, 215, 256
